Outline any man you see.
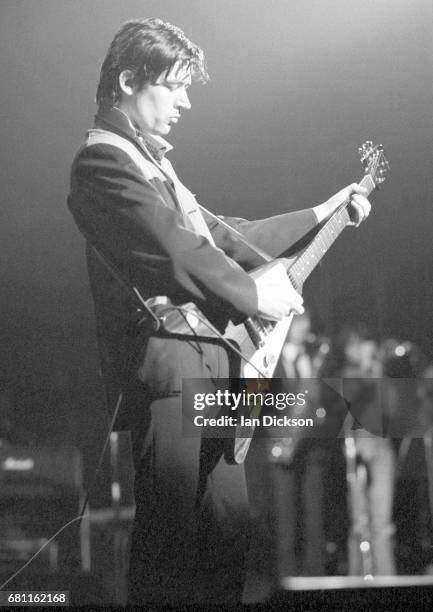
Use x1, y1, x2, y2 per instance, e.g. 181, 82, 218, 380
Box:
277, 311, 329, 577
339, 327, 396, 576
68, 18, 371, 605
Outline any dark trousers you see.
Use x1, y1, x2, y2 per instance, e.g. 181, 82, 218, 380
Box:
273, 443, 327, 576
127, 337, 250, 606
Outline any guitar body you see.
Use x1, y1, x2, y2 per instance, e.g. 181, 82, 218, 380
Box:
224, 256, 298, 379
225, 314, 294, 378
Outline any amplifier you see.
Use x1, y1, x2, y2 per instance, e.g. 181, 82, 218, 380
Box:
0, 442, 84, 573
0, 442, 82, 491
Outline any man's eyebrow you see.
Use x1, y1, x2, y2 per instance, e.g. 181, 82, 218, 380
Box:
166, 78, 191, 85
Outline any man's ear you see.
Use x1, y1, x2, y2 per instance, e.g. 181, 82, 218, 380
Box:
118, 69, 136, 96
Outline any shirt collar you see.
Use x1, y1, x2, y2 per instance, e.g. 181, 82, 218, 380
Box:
137, 130, 173, 162
94, 106, 173, 161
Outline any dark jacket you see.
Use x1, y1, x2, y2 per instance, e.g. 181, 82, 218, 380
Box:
68, 108, 318, 420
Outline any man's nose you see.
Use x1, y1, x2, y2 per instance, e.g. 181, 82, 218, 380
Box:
177, 88, 191, 110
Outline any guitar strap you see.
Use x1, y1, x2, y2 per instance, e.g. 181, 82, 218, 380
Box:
81, 128, 272, 263
80, 128, 216, 324
83, 128, 215, 243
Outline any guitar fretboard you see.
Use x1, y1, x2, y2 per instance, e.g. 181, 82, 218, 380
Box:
288, 173, 375, 290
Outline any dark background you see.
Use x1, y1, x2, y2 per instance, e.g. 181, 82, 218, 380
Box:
0, 0, 431, 481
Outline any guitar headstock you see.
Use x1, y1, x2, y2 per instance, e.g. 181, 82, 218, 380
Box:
358, 140, 390, 188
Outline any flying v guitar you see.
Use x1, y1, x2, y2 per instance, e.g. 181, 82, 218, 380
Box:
144, 141, 390, 462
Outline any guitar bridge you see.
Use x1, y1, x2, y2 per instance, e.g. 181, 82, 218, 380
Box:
245, 317, 274, 349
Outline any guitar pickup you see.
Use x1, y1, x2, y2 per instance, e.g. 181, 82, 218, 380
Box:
245, 318, 265, 349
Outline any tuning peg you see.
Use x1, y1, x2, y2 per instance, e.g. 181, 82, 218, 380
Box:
359, 142, 370, 161
359, 140, 374, 158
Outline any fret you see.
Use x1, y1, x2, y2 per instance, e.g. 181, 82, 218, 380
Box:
287, 169, 381, 292
289, 199, 352, 285
287, 269, 296, 284
339, 207, 351, 224
287, 169, 379, 287
329, 217, 336, 235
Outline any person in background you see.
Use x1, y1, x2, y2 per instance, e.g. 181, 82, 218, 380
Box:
275, 311, 331, 576
339, 325, 396, 576
244, 310, 333, 596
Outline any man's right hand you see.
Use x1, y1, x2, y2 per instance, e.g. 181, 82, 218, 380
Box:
253, 261, 304, 321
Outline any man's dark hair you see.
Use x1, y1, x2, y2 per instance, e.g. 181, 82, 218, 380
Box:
96, 18, 209, 110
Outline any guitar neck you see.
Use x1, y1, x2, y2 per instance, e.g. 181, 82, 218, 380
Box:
288, 173, 376, 290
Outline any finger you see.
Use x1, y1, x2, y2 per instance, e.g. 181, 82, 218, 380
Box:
351, 194, 371, 216
291, 302, 305, 315
348, 201, 364, 226
348, 182, 368, 197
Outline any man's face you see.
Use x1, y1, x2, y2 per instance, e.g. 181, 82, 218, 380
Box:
126, 62, 192, 136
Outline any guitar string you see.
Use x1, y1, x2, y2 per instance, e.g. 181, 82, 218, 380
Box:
0, 515, 89, 590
